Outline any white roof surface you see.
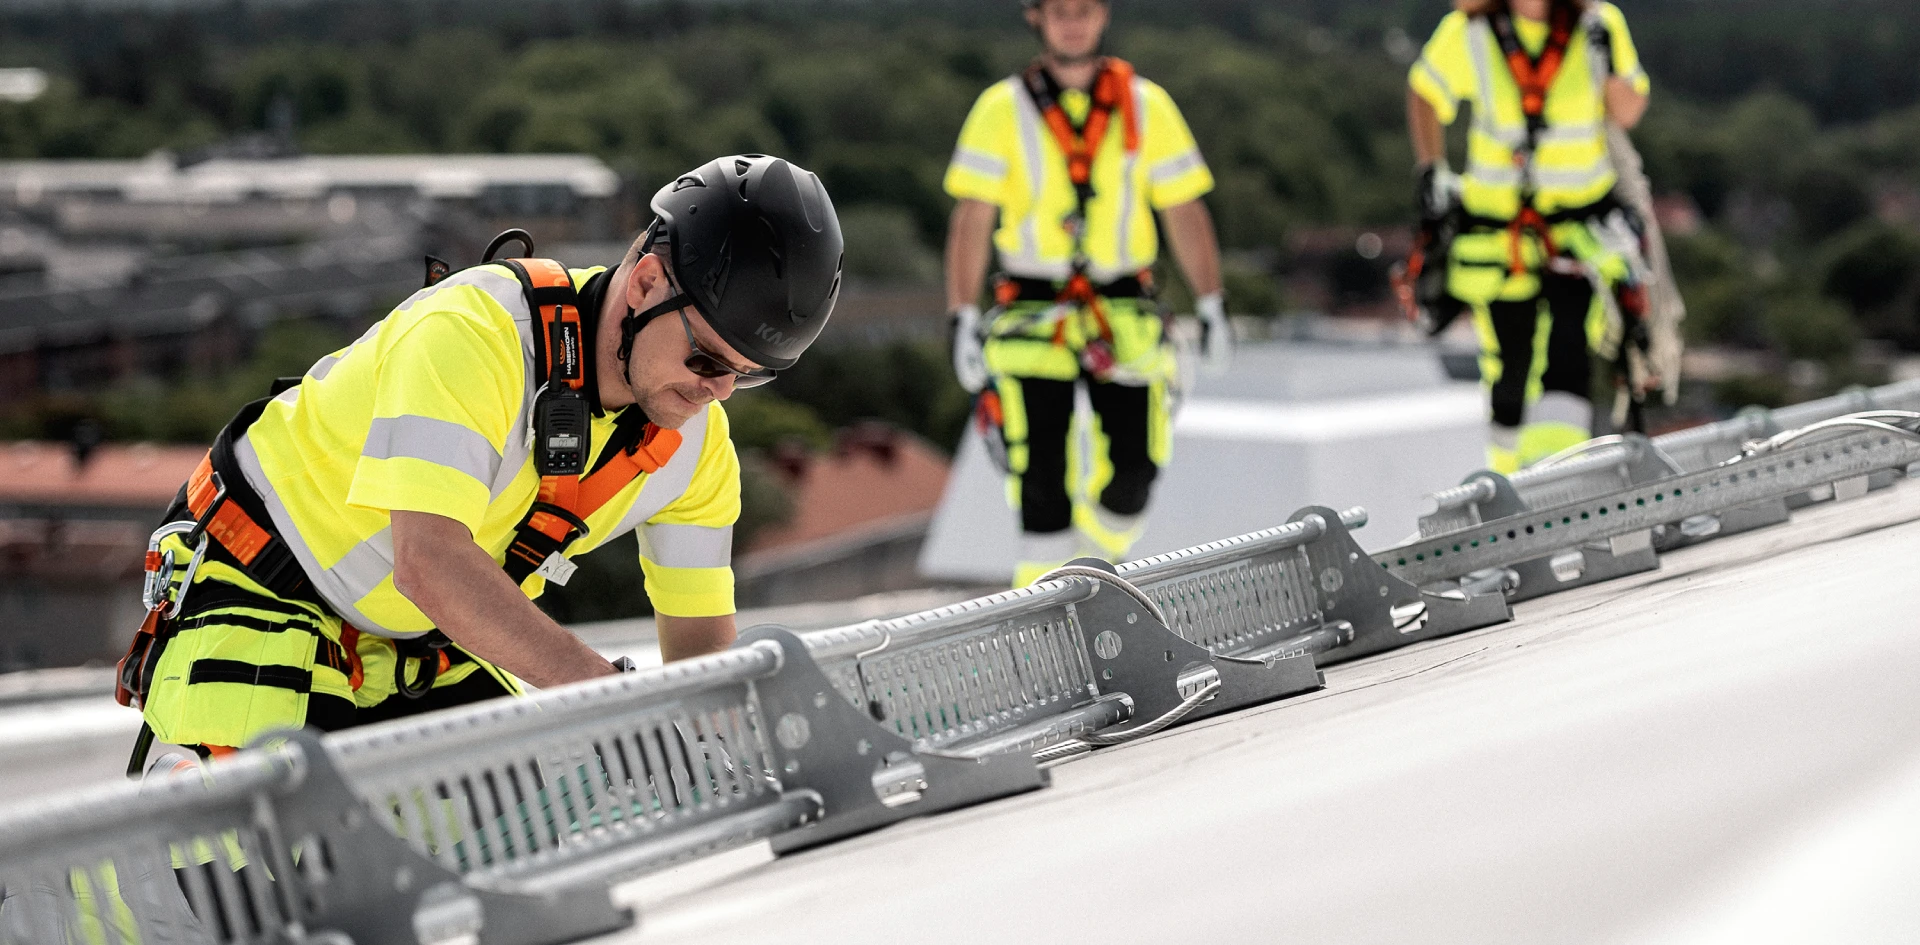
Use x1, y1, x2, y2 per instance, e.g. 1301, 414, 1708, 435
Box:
613, 481, 1920, 945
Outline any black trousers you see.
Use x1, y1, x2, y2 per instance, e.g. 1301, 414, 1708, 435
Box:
1485, 271, 1594, 429
1015, 377, 1157, 534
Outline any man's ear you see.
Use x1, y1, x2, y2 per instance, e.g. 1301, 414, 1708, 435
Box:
626, 252, 666, 310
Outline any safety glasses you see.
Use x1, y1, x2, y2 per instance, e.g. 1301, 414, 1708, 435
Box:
676, 307, 777, 388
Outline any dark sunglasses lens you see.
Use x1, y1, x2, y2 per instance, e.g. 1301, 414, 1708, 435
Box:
685, 352, 777, 388
684, 352, 733, 379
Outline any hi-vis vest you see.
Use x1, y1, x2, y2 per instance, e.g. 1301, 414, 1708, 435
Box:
237, 264, 741, 636
1410, 2, 1650, 222
944, 65, 1214, 283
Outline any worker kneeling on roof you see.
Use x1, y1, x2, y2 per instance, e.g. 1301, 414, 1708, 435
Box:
1407, 0, 1654, 473
946, 0, 1228, 587
116, 155, 843, 767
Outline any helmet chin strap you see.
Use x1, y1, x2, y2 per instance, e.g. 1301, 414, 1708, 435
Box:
617, 293, 695, 363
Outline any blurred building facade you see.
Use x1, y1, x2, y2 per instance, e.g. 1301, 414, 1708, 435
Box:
0, 440, 202, 670
0, 152, 633, 401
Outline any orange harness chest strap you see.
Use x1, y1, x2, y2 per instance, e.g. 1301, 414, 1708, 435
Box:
185, 455, 274, 566
505, 422, 683, 584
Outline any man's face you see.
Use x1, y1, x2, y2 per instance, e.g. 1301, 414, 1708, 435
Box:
622, 255, 763, 429
1027, 0, 1109, 62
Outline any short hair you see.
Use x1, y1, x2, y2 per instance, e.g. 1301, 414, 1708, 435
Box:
622, 223, 657, 268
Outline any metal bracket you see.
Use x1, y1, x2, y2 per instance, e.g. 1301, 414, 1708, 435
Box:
1064, 558, 1326, 728
738, 627, 1049, 855
1435, 471, 1659, 602
1283, 506, 1511, 664
264, 729, 634, 945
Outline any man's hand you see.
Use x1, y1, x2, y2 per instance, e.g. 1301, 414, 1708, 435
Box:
949, 304, 991, 393
1196, 292, 1232, 373
390, 510, 618, 690
1416, 162, 1460, 223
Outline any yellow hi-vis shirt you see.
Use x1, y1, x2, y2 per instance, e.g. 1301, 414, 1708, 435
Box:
1409, 2, 1650, 222
944, 69, 1214, 283
235, 264, 740, 637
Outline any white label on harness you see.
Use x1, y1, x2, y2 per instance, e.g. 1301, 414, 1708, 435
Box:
535, 552, 578, 586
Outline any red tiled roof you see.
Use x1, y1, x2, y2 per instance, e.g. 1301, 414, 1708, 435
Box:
0, 441, 201, 508
748, 425, 951, 554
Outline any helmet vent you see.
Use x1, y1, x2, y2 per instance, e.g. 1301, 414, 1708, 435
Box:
761, 217, 785, 278
734, 157, 754, 177
671, 175, 705, 193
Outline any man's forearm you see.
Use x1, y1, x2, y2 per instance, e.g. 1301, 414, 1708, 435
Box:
1604, 76, 1648, 129
1408, 89, 1447, 167
945, 199, 998, 311
1160, 199, 1222, 297
390, 510, 615, 690
656, 613, 738, 663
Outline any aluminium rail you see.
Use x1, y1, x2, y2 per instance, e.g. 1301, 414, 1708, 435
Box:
1414, 379, 1920, 600
8, 396, 1917, 945
1387, 413, 1920, 591
0, 629, 1045, 945
794, 505, 1513, 763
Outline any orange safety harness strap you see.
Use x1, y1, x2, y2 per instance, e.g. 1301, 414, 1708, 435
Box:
1017, 57, 1142, 370
499, 258, 684, 585
1487, 6, 1577, 274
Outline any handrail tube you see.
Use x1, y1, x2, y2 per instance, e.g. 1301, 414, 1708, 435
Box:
329, 642, 784, 768
0, 749, 295, 856
846, 579, 1099, 654
1119, 506, 1367, 586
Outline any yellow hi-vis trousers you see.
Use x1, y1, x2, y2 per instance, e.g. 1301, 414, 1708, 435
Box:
981, 297, 1175, 586
1449, 215, 1629, 473
140, 534, 522, 753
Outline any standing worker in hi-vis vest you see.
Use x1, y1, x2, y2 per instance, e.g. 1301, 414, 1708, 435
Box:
1406, 0, 1658, 473
114, 155, 844, 772
946, 0, 1230, 587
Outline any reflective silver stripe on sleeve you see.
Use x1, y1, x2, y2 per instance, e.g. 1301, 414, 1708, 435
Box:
638, 523, 734, 569
1416, 57, 1457, 103
362, 415, 503, 485
1148, 150, 1206, 185
950, 147, 1009, 179
234, 433, 415, 638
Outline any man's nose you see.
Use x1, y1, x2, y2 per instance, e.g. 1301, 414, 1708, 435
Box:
699, 373, 736, 400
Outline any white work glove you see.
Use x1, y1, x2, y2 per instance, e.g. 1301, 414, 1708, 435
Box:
949, 304, 990, 394
1196, 292, 1232, 373
1416, 162, 1462, 224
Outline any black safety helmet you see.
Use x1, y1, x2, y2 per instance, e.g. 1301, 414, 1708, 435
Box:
629, 154, 843, 372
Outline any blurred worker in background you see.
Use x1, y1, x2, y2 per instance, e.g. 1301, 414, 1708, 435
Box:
117, 155, 842, 770
1405, 0, 1663, 473
945, 0, 1228, 586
